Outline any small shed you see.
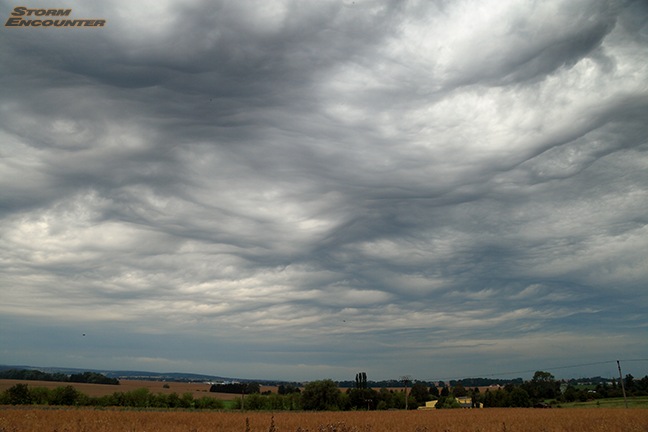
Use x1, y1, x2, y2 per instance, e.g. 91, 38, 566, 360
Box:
417, 400, 438, 410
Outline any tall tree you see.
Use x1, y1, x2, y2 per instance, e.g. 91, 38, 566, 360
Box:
410, 382, 430, 404
301, 379, 341, 411
508, 387, 531, 407
524, 371, 559, 401
355, 372, 368, 389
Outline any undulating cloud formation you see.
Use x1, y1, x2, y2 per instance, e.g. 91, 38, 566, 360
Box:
1, 0, 647, 381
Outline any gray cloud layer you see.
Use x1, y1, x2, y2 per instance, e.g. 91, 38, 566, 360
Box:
1, 0, 647, 381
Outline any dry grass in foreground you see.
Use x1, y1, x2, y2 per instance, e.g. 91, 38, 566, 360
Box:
1, 408, 648, 432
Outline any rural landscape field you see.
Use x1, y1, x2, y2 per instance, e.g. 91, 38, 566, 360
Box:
3, 373, 648, 431
0, 379, 239, 401
2, 407, 648, 432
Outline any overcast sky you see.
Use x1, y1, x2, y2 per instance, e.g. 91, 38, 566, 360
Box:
1, 0, 647, 383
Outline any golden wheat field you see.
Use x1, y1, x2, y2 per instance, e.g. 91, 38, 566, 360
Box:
1, 408, 648, 432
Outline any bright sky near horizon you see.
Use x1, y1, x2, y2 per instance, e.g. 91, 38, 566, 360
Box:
1, 0, 647, 382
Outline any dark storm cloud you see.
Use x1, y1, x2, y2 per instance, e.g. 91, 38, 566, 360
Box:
1, 0, 647, 380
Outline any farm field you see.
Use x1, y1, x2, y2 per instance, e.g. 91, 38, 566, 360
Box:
1, 408, 648, 432
557, 396, 648, 409
0, 379, 244, 401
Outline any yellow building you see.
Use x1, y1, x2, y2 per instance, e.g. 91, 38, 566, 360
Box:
417, 398, 483, 410
418, 400, 438, 410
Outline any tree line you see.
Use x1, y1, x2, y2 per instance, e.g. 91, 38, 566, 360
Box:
3, 370, 647, 410
0, 383, 224, 409
209, 382, 260, 394
231, 378, 419, 411
0, 369, 119, 385
441, 371, 648, 408
296, 371, 648, 410
0, 379, 415, 410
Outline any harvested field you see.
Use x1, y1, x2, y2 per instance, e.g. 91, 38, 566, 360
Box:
0, 379, 238, 400
1, 408, 648, 432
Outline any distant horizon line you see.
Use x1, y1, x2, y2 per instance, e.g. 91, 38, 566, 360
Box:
3, 362, 646, 385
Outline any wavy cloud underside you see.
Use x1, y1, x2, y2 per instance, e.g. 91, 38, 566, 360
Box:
1, 0, 647, 381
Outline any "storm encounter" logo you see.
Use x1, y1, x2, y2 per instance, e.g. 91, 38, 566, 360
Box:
5, 6, 106, 27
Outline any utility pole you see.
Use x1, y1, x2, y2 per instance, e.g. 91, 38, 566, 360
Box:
617, 360, 628, 408
401, 375, 411, 410
241, 386, 246, 411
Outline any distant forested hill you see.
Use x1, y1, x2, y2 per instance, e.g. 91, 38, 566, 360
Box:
0, 369, 119, 385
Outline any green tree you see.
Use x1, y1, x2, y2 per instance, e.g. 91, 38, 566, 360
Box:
532, 371, 554, 382
287, 392, 302, 410
338, 391, 351, 410
125, 388, 152, 407
508, 387, 531, 407
355, 372, 368, 389
483, 389, 495, 407
435, 396, 461, 409
268, 394, 286, 410
349, 372, 376, 409
301, 379, 341, 410
484, 388, 510, 407
523, 371, 559, 401
69, 371, 119, 385
562, 385, 578, 402
167, 392, 181, 408
410, 382, 430, 405
637, 376, 648, 396
195, 396, 225, 409
29, 387, 52, 405
452, 383, 467, 397
595, 383, 609, 398
243, 393, 267, 410
376, 388, 393, 409
51, 385, 81, 406
180, 392, 195, 409
470, 387, 481, 407
429, 386, 440, 398
278, 384, 300, 395
625, 374, 635, 393
348, 387, 378, 410
6, 383, 32, 405
209, 382, 260, 395
390, 389, 406, 409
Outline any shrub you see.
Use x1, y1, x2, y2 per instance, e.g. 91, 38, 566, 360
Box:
50, 385, 81, 406
6, 383, 32, 405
